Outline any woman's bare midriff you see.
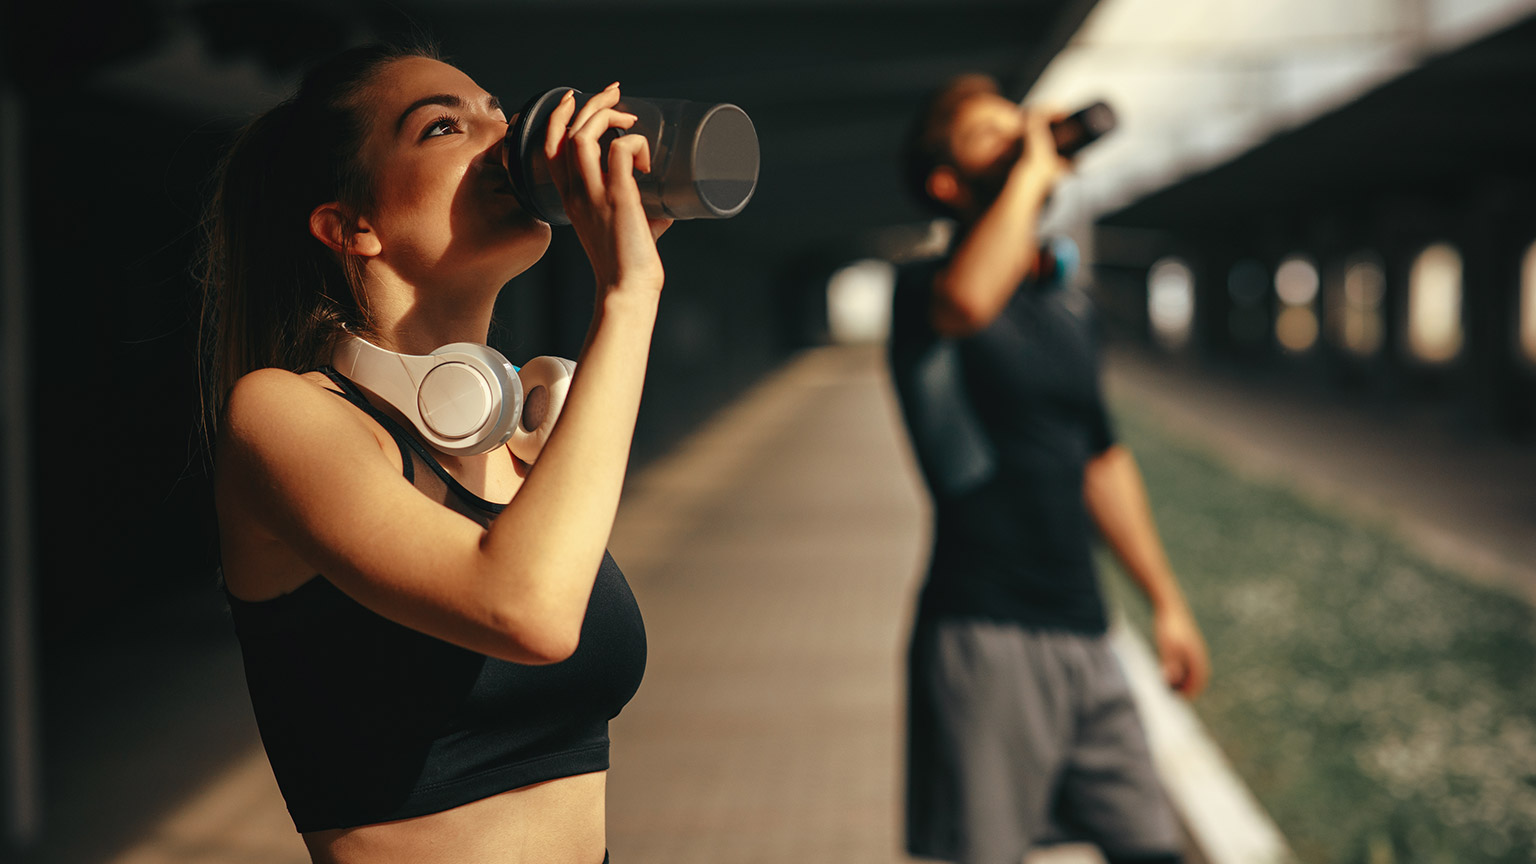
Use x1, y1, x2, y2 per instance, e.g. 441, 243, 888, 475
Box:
303, 771, 607, 864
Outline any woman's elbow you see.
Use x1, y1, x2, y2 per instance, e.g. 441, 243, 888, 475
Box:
486, 602, 582, 665
519, 633, 581, 666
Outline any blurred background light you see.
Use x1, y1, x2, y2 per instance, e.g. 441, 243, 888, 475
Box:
1337, 252, 1387, 358
1407, 241, 1464, 363
826, 259, 896, 345
1273, 255, 1319, 353
1148, 256, 1195, 351
1274, 305, 1319, 353
1274, 255, 1319, 307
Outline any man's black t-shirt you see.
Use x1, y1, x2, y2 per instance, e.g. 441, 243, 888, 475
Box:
888, 257, 1115, 633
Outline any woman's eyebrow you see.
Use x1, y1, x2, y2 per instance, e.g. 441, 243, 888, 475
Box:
397, 93, 505, 135
397, 94, 466, 134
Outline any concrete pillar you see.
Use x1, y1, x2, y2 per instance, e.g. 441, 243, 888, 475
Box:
1193, 245, 1229, 358
1458, 195, 1503, 432
0, 79, 41, 849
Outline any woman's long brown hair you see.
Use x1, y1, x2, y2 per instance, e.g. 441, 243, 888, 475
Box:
195, 41, 440, 447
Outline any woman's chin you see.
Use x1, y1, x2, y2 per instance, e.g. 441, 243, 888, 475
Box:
493, 229, 553, 281
506, 210, 552, 242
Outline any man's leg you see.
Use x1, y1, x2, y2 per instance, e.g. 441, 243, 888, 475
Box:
930, 620, 1078, 864
1055, 635, 1185, 862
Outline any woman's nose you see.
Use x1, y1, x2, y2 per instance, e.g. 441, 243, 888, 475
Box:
478, 128, 510, 173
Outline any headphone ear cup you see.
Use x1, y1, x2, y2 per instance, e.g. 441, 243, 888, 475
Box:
424, 342, 523, 456
509, 356, 577, 464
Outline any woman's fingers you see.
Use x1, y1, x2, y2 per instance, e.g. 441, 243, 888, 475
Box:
547, 85, 623, 203
570, 108, 638, 202
545, 90, 576, 161
569, 81, 621, 135
607, 127, 652, 177
548, 83, 666, 295
544, 90, 577, 202
604, 131, 651, 207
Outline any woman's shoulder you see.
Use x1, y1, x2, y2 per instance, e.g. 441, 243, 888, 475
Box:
219, 367, 383, 469
217, 368, 400, 600
228, 366, 336, 404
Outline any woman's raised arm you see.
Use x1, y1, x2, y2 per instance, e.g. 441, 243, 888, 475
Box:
221, 84, 669, 665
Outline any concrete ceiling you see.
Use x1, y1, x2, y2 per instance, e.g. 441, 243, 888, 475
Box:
1096, 10, 1536, 236
4, 0, 1100, 256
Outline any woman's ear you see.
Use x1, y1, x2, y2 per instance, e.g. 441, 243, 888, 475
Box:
926, 166, 964, 210
309, 203, 382, 258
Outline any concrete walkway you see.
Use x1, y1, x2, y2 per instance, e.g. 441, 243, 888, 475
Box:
604, 344, 931, 863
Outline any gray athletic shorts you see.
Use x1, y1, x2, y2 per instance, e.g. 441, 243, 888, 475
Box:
906, 618, 1181, 864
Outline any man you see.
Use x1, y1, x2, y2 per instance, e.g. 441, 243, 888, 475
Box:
889, 74, 1210, 864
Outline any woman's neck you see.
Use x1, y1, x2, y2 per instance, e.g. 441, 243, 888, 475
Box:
363, 273, 501, 356
379, 312, 495, 355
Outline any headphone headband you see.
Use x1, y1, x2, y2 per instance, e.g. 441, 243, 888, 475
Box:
332, 336, 523, 456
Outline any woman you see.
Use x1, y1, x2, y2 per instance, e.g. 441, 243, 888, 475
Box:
199, 42, 666, 863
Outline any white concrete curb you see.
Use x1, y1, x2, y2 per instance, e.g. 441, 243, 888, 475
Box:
1109, 619, 1293, 864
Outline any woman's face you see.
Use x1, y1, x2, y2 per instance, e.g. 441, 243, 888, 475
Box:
355, 57, 551, 290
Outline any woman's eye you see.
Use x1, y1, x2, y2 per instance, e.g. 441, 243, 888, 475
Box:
424, 116, 461, 138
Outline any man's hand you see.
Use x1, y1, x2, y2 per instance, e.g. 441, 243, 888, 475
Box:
1011, 106, 1072, 199
1154, 604, 1210, 698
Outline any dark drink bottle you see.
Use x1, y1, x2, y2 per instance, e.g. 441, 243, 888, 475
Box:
1050, 101, 1116, 157
504, 86, 761, 225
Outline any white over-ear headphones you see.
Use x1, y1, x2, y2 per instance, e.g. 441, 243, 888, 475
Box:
332, 335, 576, 462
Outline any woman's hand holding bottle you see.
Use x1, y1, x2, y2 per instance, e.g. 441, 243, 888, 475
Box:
544, 82, 673, 297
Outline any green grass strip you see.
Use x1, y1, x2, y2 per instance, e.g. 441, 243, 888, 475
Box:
1101, 396, 1536, 864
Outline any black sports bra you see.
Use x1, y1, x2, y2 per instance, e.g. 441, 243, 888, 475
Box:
225, 367, 647, 832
